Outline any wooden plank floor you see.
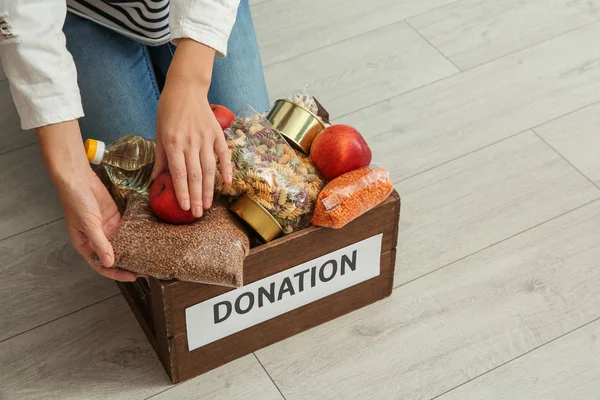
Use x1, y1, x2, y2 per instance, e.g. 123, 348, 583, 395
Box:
1, 0, 599, 399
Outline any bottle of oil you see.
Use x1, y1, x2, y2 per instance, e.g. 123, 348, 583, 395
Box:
85, 135, 156, 193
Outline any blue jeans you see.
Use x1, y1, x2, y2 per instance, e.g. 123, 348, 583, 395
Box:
63, 0, 269, 144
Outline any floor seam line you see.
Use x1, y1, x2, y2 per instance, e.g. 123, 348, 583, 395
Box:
0, 217, 64, 243
428, 315, 600, 400
261, 0, 466, 70
395, 130, 528, 184
0, 293, 121, 345
334, 19, 600, 121
143, 384, 182, 400
0, 141, 37, 157
532, 130, 600, 192
530, 99, 600, 132
405, 19, 462, 72
393, 196, 600, 290
450, 16, 600, 72
254, 353, 288, 400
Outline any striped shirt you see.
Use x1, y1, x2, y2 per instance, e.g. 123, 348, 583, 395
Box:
66, 0, 171, 46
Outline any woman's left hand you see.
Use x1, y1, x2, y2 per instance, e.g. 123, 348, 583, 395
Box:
153, 39, 233, 218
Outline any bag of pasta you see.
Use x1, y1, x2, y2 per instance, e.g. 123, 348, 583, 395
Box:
215, 106, 325, 236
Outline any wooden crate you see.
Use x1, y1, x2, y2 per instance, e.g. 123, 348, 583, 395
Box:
118, 190, 401, 383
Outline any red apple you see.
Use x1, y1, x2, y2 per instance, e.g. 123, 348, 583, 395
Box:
149, 172, 197, 225
310, 124, 372, 181
210, 104, 235, 131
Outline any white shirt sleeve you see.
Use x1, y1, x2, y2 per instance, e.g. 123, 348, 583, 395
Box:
169, 0, 241, 57
0, 0, 84, 130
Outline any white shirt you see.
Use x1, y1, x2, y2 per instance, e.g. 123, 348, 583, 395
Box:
0, 0, 240, 130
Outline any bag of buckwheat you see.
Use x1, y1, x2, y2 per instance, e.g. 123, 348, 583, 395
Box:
99, 195, 249, 287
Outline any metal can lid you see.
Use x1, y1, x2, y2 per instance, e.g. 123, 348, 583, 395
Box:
266, 99, 326, 154
230, 195, 283, 242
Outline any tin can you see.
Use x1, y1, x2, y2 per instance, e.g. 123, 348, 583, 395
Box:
266, 99, 326, 154
230, 194, 283, 242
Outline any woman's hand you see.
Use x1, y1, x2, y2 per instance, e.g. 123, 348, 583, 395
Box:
37, 121, 139, 282
153, 39, 233, 218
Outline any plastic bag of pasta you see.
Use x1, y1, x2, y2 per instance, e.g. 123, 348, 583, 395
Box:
215, 106, 325, 235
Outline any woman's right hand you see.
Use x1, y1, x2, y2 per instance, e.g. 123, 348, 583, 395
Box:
37, 120, 139, 282
55, 168, 139, 281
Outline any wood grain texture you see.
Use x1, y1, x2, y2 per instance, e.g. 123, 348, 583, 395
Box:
264, 21, 458, 118
0, 296, 172, 400
408, 0, 600, 69
253, 0, 459, 66
437, 319, 600, 400
172, 251, 395, 383
0, 80, 36, 154
534, 102, 600, 187
256, 199, 600, 400
342, 21, 600, 181
0, 296, 295, 400
0, 144, 63, 240
0, 220, 117, 341
394, 131, 599, 285
147, 355, 284, 400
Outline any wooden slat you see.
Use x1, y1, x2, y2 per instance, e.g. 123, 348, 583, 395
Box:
409, 0, 600, 69
535, 102, 600, 187
0, 296, 283, 400
255, 199, 600, 400
173, 250, 395, 383
342, 21, 600, 181
147, 355, 285, 400
394, 131, 599, 285
0, 144, 63, 240
0, 220, 118, 341
0, 296, 171, 400
0, 80, 36, 154
253, 0, 459, 66
437, 319, 600, 400
263, 21, 458, 118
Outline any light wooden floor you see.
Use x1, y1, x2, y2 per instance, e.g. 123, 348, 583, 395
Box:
2, 0, 600, 399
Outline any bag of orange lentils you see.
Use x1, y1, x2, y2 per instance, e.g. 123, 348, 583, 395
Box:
311, 166, 393, 229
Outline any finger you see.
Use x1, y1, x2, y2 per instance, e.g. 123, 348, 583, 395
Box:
103, 210, 121, 236
185, 146, 204, 218
73, 239, 97, 264
89, 262, 138, 282
152, 138, 168, 180
84, 223, 114, 267
166, 150, 190, 210
215, 134, 233, 185
200, 144, 217, 209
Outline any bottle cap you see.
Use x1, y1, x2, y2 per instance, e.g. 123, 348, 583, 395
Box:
84, 139, 106, 165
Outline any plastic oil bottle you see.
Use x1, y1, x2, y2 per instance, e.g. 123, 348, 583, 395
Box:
85, 135, 156, 193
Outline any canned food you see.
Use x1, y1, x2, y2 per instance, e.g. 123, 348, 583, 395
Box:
266, 99, 326, 154
230, 194, 283, 242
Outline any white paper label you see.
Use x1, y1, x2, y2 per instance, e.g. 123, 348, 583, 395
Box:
185, 234, 383, 351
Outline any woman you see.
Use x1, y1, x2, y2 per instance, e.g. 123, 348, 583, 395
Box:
0, 0, 269, 281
